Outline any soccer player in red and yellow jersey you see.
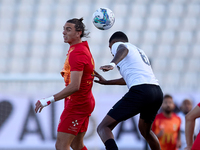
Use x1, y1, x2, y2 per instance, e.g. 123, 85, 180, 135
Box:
152, 94, 181, 150
35, 18, 95, 150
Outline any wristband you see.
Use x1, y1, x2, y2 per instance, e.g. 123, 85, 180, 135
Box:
109, 62, 116, 68
39, 96, 55, 107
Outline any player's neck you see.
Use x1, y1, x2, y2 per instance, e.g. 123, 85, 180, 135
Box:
163, 112, 173, 118
69, 39, 82, 46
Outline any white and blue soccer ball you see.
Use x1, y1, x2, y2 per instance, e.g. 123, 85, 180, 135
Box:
92, 7, 115, 30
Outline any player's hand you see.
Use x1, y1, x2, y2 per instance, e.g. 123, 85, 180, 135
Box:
35, 100, 44, 113
35, 96, 55, 113
100, 65, 114, 72
92, 70, 107, 84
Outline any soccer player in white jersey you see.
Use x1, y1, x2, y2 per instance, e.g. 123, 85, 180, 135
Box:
93, 31, 163, 150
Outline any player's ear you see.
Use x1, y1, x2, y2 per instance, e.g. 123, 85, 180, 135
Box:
76, 31, 82, 38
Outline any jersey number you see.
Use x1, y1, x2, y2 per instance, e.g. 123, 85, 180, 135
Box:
137, 48, 150, 66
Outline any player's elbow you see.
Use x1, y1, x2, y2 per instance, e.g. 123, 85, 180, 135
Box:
185, 113, 195, 122
72, 84, 80, 92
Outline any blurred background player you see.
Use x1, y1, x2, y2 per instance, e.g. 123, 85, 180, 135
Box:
177, 99, 200, 150
184, 102, 200, 150
152, 94, 181, 150
35, 18, 95, 150
93, 31, 163, 150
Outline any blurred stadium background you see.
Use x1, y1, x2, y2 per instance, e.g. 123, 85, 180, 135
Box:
0, 0, 200, 150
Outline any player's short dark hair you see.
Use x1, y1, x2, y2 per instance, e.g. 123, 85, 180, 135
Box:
67, 17, 89, 38
109, 31, 129, 43
163, 94, 173, 99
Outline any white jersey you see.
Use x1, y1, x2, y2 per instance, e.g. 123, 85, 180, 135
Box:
111, 42, 159, 89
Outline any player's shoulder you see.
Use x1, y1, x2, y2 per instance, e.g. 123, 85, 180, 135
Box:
155, 112, 164, 119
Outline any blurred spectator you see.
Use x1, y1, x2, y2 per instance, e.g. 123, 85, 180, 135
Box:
152, 94, 181, 150
177, 99, 200, 150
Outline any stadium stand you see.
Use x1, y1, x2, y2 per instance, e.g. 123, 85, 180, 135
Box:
0, 0, 200, 95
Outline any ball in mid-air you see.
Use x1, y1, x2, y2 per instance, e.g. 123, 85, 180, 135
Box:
92, 7, 115, 30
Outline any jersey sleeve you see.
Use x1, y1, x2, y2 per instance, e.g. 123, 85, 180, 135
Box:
111, 42, 122, 56
69, 51, 86, 71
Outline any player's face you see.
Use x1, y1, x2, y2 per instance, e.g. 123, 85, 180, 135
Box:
162, 97, 175, 113
181, 100, 192, 114
63, 22, 80, 45
109, 40, 118, 56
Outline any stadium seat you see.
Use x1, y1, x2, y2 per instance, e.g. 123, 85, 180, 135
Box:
151, 58, 168, 72
142, 30, 158, 44
168, 3, 184, 17
177, 31, 193, 44
162, 72, 180, 92
0, 59, 8, 73
127, 31, 141, 45
159, 30, 176, 44
169, 58, 184, 72
12, 44, 27, 58
186, 3, 200, 17
50, 31, 64, 44
180, 72, 198, 91
46, 58, 63, 73
112, 4, 128, 18
182, 17, 197, 31
0, 45, 9, 59
48, 44, 65, 58
130, 4, 147, 17
32, 30, 48, 45
156, 44, 172, 58
173, 44, 189, 58
165, 17, 181, 30
127, 17, 144, 31
30, 45, 46, 58
28, 58, 44, 73
74, 4, 92, 18
186, 59, 200, 72
0, 31, 11, 45
191, 44, 200, 58
9, 58, 26, 73
146, 17, 162, 30
149, 3, 166, 17
13, 31, 29, 44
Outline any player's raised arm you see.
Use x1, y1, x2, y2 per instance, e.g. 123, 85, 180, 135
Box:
93, 70, 126, 85
111, 44, 129, 65
100, 44, 128, 72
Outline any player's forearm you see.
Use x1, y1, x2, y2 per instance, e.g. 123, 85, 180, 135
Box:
185, 116, 195, 147
104, 78, 126, 85
53, 84, 79, 101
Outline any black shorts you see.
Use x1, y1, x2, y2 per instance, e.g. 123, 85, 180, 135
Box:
107, 84, 163, 123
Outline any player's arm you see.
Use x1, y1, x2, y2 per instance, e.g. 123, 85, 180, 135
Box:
53, 71, 83, 100
100, 44, 128, 72
184, 105, 200, 150
35, 71, 83, 113
93, 70, 126, 85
